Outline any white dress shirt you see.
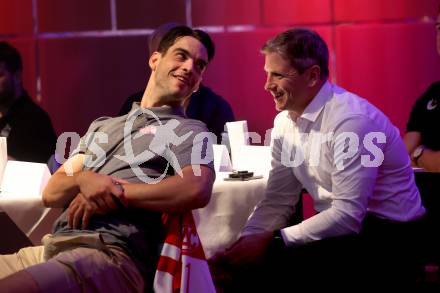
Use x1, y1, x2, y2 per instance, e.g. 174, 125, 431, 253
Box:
242, 82, 425, 246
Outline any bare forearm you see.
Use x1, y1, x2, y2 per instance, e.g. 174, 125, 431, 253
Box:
403, 132, 421, 155
42, 172, 80, 207
403, 132, 440, 171
418, 149, 440, 172
42, 154, 86, 207
124, 166, 214, 212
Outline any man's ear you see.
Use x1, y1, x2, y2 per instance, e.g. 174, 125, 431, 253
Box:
149, 51, 161, 71
307, 65, 321, 87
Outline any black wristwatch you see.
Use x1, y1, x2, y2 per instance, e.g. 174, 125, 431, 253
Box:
412, 145, 426, 166
272, 229, 286, 249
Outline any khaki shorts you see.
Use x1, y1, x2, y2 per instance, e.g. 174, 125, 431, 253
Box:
0, 233, 144, 292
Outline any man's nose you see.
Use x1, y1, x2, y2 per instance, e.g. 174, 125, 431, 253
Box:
264, 76, 274, 91
182, 59, 195, 74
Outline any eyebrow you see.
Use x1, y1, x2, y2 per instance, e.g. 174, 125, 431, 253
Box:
173, 48, 208, 67
173, 47, 190, 56
265, 70, 281, 76
264, 68, 296, 78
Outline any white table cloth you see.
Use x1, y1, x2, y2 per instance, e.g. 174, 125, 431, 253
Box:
193, 172, 268, 258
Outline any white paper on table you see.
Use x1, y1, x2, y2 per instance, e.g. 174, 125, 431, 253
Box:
213, 144, 233, 172
235, 145, 272, 176
226, 121, 249, 169
0, 161, 51, 197
0, 137, 7, 185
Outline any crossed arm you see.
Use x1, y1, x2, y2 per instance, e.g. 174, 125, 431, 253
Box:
42, 153, 215, 229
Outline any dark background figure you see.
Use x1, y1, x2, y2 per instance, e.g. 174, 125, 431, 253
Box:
0, 41, 56, 163
404, 4, 440, 172
403, 4, 440, 282
118, 23, 235, 143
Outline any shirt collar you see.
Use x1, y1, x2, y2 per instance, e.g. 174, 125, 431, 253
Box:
299, 81, 333, 123
130, 102, 186, 119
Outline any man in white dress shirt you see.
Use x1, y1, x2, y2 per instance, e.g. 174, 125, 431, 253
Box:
211, 28, 426, 290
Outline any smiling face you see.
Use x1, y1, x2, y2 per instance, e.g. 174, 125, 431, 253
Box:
263, 52, 313, 113
149, 36, 208, 105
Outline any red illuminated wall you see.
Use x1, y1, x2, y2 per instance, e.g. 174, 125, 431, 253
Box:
1, 0, 439, 138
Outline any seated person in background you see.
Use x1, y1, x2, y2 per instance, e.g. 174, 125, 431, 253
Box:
403, 5, 440, 172
0, 42, 57, 163
210, 28, 426, 290
119, 23, 235, 143
0, 26, 215, 293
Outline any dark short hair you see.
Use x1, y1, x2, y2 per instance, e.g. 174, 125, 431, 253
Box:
157, 26, 215, 62
0, 41, 23, 73
148, 22, 182, 54
262, 28, 329, 79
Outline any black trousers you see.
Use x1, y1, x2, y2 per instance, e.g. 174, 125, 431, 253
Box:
220, 214, 425, 292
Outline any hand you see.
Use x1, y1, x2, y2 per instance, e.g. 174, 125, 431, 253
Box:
210, 232, 273, 269
111, 177, 130, 185
76, 171, 124, 211
67, 193, 107, 229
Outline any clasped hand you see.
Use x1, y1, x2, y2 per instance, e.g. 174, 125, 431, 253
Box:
67, 171, 126, 229
208, 231, 273, 282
